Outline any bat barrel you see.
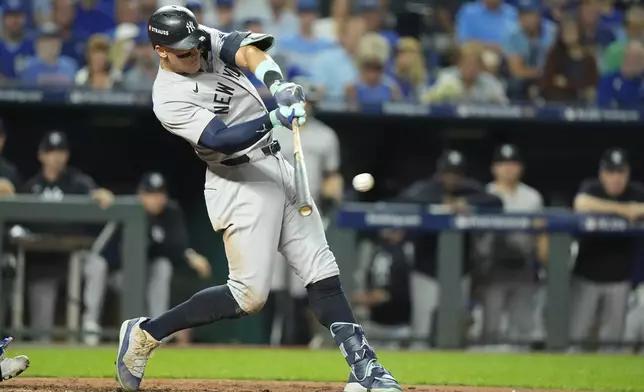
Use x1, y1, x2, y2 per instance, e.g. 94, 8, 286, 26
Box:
292, 120, 314, 217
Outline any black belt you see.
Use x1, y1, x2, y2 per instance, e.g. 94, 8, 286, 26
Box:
220, 140, 281, 166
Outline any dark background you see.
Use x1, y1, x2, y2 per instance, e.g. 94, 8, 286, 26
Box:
1, 103, 641, 342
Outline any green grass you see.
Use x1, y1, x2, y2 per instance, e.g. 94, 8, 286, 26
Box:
11, 346, 644, 391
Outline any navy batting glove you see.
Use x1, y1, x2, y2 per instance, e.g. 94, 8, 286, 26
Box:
270, 81, 306, 108
269, 104, 306, 130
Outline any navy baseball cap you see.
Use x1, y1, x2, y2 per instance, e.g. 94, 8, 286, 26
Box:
216, 0, 234, 8
492, 144, 522, 164
517, 0, 542, 13
2, 0, 27, 14
437, 150, 467, 173
138, 172, 168, 193
186, 0, 203, 11
359, 0, 379, 11
39, 131, 69, 152
297, 0, 319, 12
600, 148, 630, 171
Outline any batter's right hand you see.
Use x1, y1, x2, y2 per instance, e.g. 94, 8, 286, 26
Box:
269, 103, 306, 130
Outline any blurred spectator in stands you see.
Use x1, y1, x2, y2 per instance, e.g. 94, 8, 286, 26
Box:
602, 6, 644, 74
455, 0, 518, 53
214, 0, 237, 32
0, 0, 34, 83
422, 43, 508, 104
504, 0, 556, 101
598, 0, 625, 33
387, 37, 429, 101
74, 34, 122, 90
0, 120, 21, 196
540, 17, 599, 103
276, 0, 335, 75
579, 0, 616, 52
597, 40, 644, 108
357, 0, 400, 50
398, 150, 503, 349
314, 0, 350, 43
425, 0, 465, 36
82, 172, 210, 345
309, 24, 359, 101
571, 148, 644, 352
105, 0, 144, 39
186, 1, 205, 24
543, 0, 570, 23
53, 0, 86, 68
21, 130, 114, 342
20, 25, 78, 88
478, 144, 544, 349
345, 33, 402, 105
352, 228, 412, 349
122, 33, 158, 91
139, 0, 158, 21
263, 0, 299, 41
73, 0, 115, 40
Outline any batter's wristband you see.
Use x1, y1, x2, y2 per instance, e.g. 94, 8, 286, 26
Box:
254, 58, 284, 92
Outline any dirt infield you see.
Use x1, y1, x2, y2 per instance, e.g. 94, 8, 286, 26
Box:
0, 378, 581, 392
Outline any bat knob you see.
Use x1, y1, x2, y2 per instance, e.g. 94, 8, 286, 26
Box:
299, 206, 313, 217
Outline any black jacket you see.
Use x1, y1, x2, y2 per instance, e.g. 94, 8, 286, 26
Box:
397, 176, 503, 277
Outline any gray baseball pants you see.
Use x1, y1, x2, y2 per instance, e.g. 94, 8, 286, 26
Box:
410, 271, 471, 346
482, 281, 536, 343
28, 251, 105, 342
569, 277, 630, 349
83, 255, 174, 326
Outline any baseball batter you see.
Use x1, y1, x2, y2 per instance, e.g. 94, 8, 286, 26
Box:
115, 6, 402, 392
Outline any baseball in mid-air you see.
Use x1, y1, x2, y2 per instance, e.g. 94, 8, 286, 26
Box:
352, 173, 374, 192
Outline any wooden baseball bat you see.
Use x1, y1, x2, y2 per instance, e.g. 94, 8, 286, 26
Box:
292, 119, 313, 217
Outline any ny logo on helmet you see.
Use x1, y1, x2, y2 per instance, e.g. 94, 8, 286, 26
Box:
186, 21, 196, 33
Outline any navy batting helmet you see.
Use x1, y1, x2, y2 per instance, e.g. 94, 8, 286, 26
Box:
147, 5, 208, 50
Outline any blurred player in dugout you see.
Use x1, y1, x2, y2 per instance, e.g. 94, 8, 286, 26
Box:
571, 148, 644, 352
82, 172, 211, 345
266, 78, 343, 346
398, 150, 503, 348
15, 131, 114, 342
477, 144, 546, 349
352, 217, 414, 349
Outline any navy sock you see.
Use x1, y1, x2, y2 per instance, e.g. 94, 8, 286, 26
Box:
306, 275, 357, 328
141, 284, 246, 341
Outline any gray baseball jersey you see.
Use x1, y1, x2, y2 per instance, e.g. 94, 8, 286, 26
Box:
152, 26, 272, 167
151, 26, 339, 314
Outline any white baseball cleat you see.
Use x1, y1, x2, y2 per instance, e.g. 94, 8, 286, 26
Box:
0, 337, 30, 381
115, 317, 160, 391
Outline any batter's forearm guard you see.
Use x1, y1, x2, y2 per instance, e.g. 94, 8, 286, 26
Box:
254, 58, 285, 92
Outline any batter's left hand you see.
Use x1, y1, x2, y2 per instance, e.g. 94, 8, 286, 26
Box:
271, 81, 306, 108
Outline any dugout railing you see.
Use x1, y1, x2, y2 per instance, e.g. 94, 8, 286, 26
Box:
334, 202, 643, 351
0, 195, 147, 341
